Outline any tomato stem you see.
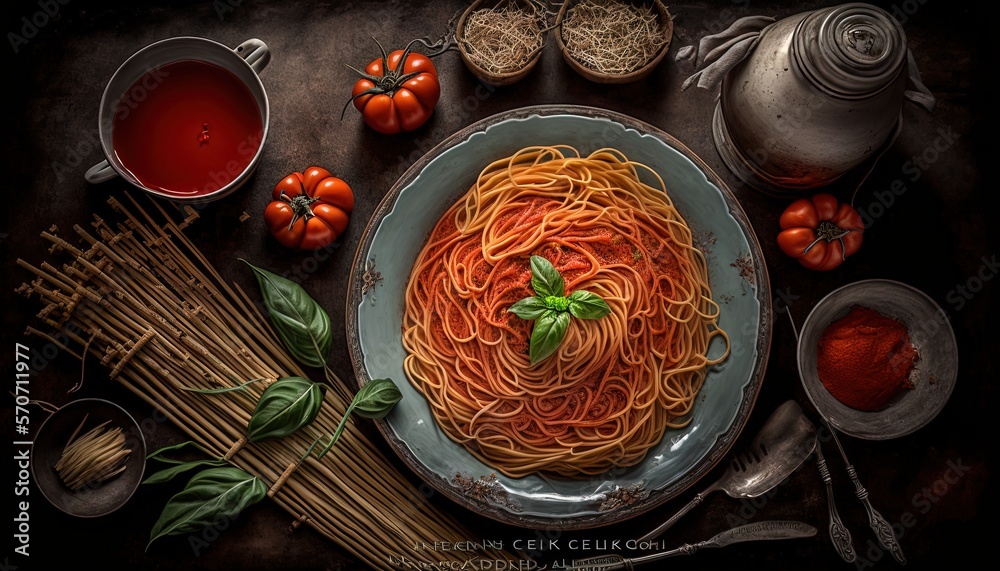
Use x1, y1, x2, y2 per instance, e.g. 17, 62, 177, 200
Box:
802, 220, 853, 260
279, 190, 319, 232
342, 37, 427, 120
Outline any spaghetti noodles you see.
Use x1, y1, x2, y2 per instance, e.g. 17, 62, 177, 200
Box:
402, 146, 729, 478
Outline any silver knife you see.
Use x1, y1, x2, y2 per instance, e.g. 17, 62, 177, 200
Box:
566, 520, 817, 571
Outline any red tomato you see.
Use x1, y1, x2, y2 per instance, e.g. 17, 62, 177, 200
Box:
347, 39, 440, 134
264, 167, 354, 250
777, 193, 864, 271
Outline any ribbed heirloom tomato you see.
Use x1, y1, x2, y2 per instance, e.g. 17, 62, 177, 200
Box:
346, 39, 440, 134
264, 167, 354, 250
777, 193, 864, 271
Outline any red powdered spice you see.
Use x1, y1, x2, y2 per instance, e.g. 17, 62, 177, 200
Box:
816, 305, 918, 411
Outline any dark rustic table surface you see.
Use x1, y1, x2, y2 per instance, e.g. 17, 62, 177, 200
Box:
2, 1, 992, 570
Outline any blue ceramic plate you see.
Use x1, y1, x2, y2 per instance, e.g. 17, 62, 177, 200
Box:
345, 106, 771, 529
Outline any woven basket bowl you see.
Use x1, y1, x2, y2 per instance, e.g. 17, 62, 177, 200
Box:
456, 0, 549, 86
555, 0, 673, 84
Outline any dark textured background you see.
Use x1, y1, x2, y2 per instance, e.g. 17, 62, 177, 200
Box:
2, 0, 992, 569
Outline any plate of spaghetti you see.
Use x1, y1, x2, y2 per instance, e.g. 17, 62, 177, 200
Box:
346, 105, 771, 529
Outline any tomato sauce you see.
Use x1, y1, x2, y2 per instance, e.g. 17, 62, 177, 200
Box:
112, 59, 262, 196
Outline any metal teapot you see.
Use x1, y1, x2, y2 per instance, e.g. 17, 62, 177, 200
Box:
690, 3, 935, 195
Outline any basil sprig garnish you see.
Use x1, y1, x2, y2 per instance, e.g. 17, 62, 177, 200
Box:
509, 255, 611, 365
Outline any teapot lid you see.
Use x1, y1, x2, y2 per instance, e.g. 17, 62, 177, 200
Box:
792, 2, 907, 98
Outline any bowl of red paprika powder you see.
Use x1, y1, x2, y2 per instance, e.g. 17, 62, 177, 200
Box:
797, 279, 958, 440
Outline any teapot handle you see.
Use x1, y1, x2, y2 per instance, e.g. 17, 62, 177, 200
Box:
904, 49, 935, 112
235, 39, 270, 75
85, 159, 118, 184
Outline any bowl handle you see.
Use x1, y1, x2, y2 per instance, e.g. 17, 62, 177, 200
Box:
85, 159, 118, 184
236, 39, 270, 75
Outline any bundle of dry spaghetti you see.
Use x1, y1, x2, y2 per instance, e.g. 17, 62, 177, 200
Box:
55, 415, 130, 491
16, 193, 517, 569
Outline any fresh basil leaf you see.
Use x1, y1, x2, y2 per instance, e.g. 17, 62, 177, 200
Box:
318, 378, 402, 458
530, 310, 570, 365
247, 376, 326, 442
243, 260, 332, 369
350, 378, 403, 419
147, 466, 266, 550
508, 296, 548, 320
529, 255, 564, 298
146, 440, 214, 464
568, 290, 612, 319
142, 459, 229, 485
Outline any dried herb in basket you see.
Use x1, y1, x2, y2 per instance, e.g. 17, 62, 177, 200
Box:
560, 0, 670, 75
460, 0, 547, 76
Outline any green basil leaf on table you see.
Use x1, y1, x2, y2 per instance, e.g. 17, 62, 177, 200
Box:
529, 255, 564, 298
145, 440, 214, 464
147, 466, 267, 550
144, 440, 227, 485
318, 378, 402, 458
349, 377, 403, 419
142, 459, 229, 485
567, 290, 612, 320
247, 376, 326, 442
529, 310, 571, 365
508, 296, 548, 320
242, 260, 332, 368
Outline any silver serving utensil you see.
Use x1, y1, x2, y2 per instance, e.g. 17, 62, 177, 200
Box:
815, 440, 857, 562
824, 418, 907, 565
639, 400, 817, 542
569, 520, 818, 571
